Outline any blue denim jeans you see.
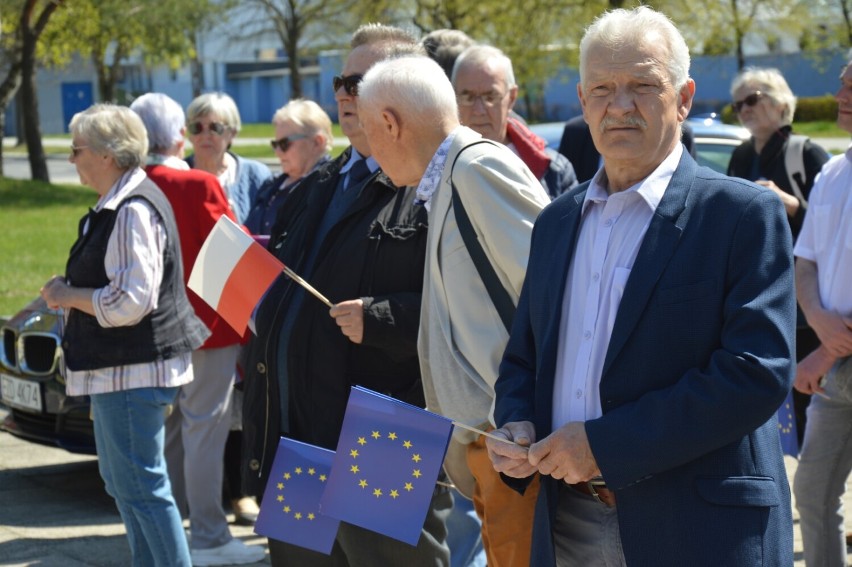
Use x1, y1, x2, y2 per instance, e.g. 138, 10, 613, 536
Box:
794, 357, 852, 567
91, 387, 191, 567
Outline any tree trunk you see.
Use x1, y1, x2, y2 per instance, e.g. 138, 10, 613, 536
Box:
21, 27, 48, 183
285, 19, 302, 100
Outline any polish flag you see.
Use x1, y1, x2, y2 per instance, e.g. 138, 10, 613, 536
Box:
189, 216, 283, 336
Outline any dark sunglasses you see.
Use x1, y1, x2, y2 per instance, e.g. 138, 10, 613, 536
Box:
731, 91, 764, 113
187, 121, 228, 136
270, 133, 309, 152
333, 74, 364, 96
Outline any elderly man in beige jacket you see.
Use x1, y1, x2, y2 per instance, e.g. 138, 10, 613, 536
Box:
358, 55, 550, 567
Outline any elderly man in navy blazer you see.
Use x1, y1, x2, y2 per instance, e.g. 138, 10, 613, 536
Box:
486, 6, 795, 567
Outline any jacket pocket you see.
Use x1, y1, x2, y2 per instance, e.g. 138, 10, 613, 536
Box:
695, 475, 780, 507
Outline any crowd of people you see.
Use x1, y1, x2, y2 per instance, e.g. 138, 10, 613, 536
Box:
38, 5, 852, 566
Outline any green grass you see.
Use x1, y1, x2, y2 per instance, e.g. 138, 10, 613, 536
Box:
793, 120, 850, 138
0, 178, 92, 316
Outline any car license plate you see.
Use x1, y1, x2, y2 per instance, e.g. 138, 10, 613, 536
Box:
0, 372, 43, 412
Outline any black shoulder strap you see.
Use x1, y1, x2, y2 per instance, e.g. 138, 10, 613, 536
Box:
449, 140, 516, 333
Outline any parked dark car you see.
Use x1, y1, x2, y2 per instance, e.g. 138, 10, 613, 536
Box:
0, 297, 95, 454
529, 118, 749, 174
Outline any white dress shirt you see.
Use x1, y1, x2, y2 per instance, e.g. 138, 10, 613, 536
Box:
552, 145, 683, 429
794, 145, 852, 316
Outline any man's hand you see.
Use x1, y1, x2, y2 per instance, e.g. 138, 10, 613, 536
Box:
486, 421, 537, 479
809, 311, 852, 358
794, 344, 837, 395
330, 299, 365, 344
528, 422, 600, 484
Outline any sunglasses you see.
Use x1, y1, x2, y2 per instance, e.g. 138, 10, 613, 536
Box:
270, 133, 309, 152
333, 74, 364, 97
731, 91, 765, 113
187, 121, 228, 136
70, 145, 88, 157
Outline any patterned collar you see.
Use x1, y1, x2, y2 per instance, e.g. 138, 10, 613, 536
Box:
415, 127, 462, 209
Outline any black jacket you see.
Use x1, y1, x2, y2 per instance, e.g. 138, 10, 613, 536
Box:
727, 125, 828, 238
240, 148, 429, 496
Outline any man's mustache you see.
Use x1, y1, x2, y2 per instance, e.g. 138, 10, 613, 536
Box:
600, 116, 647, 133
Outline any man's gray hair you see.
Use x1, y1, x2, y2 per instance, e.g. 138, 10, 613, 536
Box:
69, 104, 148, 170
451, 45, 516, 90
421, 29, 476, 78
359, 56, 458, 130
350, 23, 425, 58
186, 92, 242, 133
730, 67, 797, 125
130, 93, 185, 154
579, 6, 691, 91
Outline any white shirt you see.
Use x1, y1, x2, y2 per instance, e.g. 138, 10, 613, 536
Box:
65, 168, 192, 396
794, 145, 852, 316
552, 145, 682, 429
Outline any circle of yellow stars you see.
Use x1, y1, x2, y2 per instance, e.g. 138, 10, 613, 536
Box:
348, 430, 425, 500
778, 400, 795, 435
275, 465, 328, 521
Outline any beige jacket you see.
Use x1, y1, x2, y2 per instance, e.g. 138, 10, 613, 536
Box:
418, 127, 551, 444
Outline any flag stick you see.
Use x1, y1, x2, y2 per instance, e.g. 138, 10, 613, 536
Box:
451, 421, 520, 446
283, 265, 334, 308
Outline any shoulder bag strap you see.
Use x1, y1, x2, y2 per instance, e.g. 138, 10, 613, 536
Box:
449, 140, 516, 333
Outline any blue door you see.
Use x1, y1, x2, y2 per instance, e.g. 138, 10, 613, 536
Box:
61, 82, 93, 133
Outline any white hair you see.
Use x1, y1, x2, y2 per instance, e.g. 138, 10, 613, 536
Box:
580, 6, 691, 91
451, 44, 516, 89
130, 93, 185, 153
358, 56, 459, 129
730, 67, 797, 124
272, 99, 334, 153
69, 104, 148, 170
186, 92, 241, 132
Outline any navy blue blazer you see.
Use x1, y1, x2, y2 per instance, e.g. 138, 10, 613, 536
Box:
494, 151, 795, 566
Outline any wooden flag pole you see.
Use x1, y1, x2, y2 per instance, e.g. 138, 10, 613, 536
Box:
451, 421, 521, 446
283, 265, 334, 308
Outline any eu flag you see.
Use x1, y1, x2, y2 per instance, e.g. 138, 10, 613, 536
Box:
777, 391, 799, 458
320, 386, 454, 545
255, 437, 340, 554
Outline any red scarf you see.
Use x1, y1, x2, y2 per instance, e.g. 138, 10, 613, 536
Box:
505, 117, 551, 179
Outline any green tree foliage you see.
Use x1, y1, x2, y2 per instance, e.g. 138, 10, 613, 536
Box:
39, 0, 232, 103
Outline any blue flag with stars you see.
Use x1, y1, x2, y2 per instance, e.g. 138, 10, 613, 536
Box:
777, 391, 799, 458
254, 437, 340, 554
320, 386, 454, 545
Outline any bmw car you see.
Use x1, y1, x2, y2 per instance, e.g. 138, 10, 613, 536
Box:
0, 297, 95, 454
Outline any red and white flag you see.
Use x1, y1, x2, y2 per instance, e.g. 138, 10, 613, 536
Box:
189, 216, 283, 336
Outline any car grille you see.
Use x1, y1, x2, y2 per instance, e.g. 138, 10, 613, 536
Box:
2, 328, 16, 368
0, 328, 60, 376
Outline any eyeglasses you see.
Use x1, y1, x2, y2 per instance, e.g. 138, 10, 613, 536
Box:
270, 134, 309, 152
456, 91, 507, 108
187, 121, 228, 136
333, 74, 364, 97
731, 91, 765, 113
70, 145, 88, 157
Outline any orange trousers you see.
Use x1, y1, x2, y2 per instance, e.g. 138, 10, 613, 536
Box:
467, 432, 541, 567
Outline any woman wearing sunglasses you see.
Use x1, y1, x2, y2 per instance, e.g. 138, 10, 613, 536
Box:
727, 67, 829, 449
244, 99, 334, 236
727, 67, 828, 234
185, 93, 272, 224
